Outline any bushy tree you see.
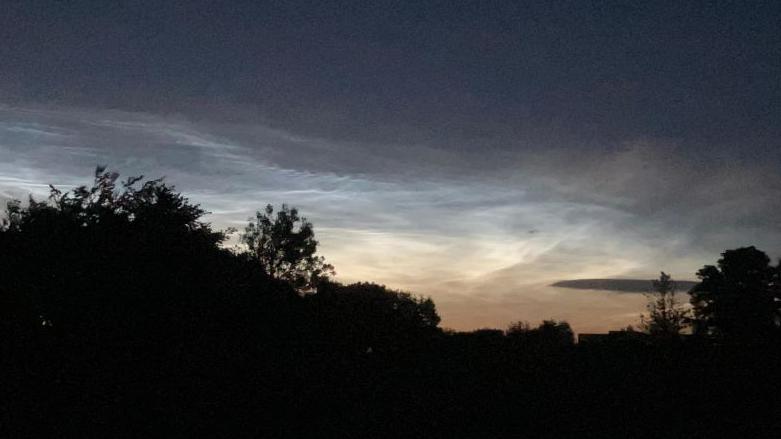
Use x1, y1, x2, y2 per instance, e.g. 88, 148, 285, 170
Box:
241, 204, 333, 292
506, 320, 531, 335
640, 272, 689, 336
307, 281, 440, 352
0, 167, 232, 332
507, 319, 574, 347
0, 168, 308, 435
689, 246, 781, 338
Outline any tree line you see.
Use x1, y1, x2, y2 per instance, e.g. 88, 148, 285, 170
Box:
1, 168, 780, 437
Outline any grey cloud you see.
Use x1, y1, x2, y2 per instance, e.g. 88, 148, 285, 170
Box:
551, 279, 698, 294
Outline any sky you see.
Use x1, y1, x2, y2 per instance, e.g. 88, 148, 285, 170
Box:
1, 1, 780, 332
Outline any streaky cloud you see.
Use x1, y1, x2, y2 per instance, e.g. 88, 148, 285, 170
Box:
552, 278, 698, 294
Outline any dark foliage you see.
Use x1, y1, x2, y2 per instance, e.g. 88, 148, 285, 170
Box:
690, 246, 781, 339
2, 170, 780, 438
506, 319, 575, 352
640, 272, 689, 336
241, 204, 334, 292
306, 281, 440, 354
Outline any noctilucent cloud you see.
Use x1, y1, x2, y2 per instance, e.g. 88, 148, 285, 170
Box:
1, 1, 780, 332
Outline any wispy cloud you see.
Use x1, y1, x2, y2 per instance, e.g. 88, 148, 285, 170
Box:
1, 103, 779, 332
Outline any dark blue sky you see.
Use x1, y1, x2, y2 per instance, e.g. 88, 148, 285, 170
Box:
1, 1, 780, 331
3, 1, 779, 149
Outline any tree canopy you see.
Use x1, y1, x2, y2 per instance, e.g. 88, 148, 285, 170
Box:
689, 246, 781, 338
506, 319, 575, 348
0, 167, 244, 334
306, 281, 441, 353
241, 204, 334, 292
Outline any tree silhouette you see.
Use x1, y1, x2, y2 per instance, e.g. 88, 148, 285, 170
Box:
241, 204, 334, 292
4, 169, 781, 437
640, 272, 689, 336
689, 246, 781, 338
507, 319, 575, 348
0, 168, 305, 436
307, 281, 440, 353
506, 320, 531, 335
0, 167, 231, 332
